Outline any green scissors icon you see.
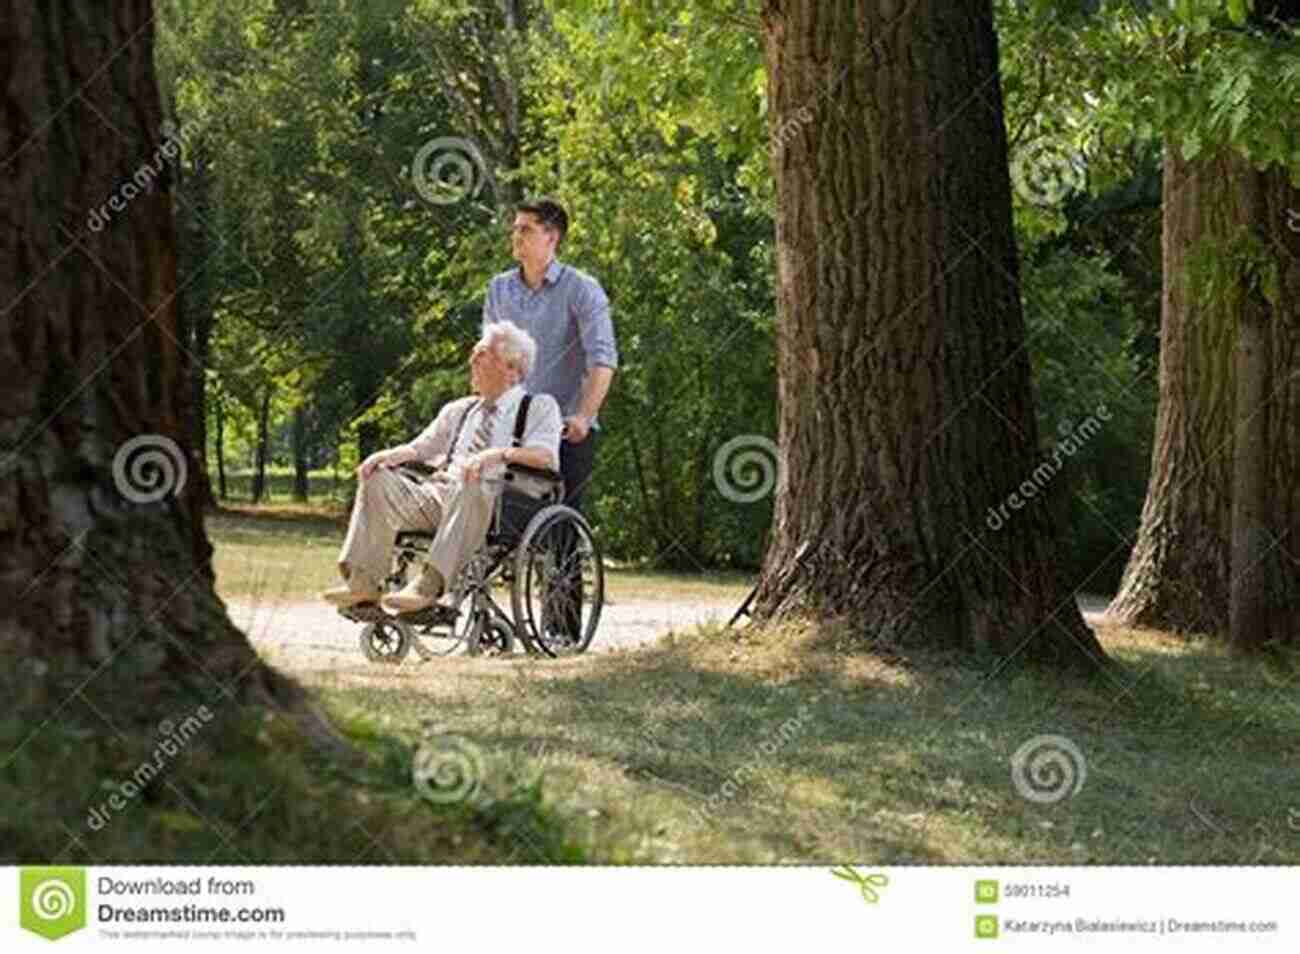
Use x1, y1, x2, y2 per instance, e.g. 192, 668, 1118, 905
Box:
830, 865, 889, 903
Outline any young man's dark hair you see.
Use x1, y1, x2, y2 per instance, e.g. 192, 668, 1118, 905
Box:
516, 197, 568, 247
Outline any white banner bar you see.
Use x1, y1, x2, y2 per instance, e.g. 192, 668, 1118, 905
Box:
7, 866, 1297, 951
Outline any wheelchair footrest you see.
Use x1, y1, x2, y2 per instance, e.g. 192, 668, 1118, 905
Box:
338, 602, 386, 624
394, 603, 461, 627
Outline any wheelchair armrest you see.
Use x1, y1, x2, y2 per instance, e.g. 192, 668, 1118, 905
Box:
504, 462, 564, 486
397, 460, 439, 478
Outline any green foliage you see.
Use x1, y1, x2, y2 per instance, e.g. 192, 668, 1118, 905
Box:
166, 0, 1290, 583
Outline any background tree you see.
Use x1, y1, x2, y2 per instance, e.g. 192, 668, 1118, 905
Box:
748, 0, 1106, 667
1098, 0, 1300, 648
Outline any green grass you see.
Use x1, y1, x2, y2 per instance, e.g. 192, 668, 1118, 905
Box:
307, 622, 1300, 864
0, 656, 581, 864
196, 504, 1300, 864
214, 469, 352, 506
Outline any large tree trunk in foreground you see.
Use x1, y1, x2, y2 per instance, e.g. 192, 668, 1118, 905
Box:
753, 0, 1105, 669
1109, 144, 1300, 648
0, 0, 343, 749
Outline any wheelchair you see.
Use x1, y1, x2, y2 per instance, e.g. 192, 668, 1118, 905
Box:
339, 460, 604, 664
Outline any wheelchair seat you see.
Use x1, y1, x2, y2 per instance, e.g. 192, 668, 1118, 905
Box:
490, 463, 565, 546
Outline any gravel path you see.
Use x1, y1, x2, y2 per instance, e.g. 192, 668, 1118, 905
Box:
230, 591, 1112, 668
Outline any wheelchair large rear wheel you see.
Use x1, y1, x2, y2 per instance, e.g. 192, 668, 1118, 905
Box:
510, 505, 603, 657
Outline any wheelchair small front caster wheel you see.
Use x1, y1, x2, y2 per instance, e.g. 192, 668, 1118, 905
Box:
478, 619, 515, 657
360, 618, 412, 664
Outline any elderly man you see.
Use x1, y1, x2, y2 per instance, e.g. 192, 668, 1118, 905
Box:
321, 321, 561, 615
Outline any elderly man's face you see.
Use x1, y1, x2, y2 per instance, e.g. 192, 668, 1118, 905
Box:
469, 338, 515, 395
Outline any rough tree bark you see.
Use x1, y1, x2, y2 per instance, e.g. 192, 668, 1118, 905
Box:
1107, 144, 1238, 633
0, 0, 347, 752
1108, 144, 1300, 648
752, 0, 1106, 669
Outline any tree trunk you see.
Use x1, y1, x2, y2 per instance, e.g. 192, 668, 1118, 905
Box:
753, 0, 1105, 668
214, 392, 228, 501
180, 143, 216, 509
292, 404, 310, 503
1109, 145, 1300, 648
251, 386, 273, 503
0, 0, 341, 749
1108, 143, 1237, 633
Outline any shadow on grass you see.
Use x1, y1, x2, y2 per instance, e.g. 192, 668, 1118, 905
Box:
1, 652, 582, 865
321, 620, 1300, 864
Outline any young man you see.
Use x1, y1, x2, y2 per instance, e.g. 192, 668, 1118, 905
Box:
481, 197, 617, 512
321, 322, 561, 615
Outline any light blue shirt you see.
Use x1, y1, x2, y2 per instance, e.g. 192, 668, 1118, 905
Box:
482, 260, 618, 428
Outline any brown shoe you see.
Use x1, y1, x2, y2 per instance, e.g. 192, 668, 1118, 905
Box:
321, 583, 381, 607
381, 565, 445, 616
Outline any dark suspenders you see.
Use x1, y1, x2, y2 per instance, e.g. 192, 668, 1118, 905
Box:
441, 394, 532, 468
512, 394, 532, 447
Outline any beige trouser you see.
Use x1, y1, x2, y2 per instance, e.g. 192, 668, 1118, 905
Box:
337, 466, 496, 593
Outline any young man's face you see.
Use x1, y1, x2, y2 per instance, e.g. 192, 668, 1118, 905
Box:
511, 211, 558, 264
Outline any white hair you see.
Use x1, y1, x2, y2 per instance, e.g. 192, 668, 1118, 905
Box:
481, 320, 537, 379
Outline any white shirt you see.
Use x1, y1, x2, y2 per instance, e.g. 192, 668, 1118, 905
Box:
401, 384, 562, 482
